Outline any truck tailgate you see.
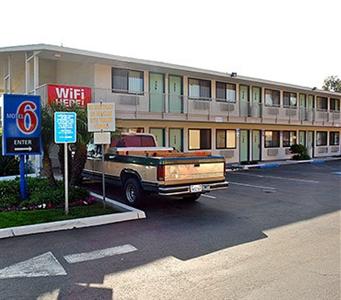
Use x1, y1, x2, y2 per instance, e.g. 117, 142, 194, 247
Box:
163, 158, 225, 185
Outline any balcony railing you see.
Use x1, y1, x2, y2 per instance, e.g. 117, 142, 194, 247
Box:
33, 85, 341, 126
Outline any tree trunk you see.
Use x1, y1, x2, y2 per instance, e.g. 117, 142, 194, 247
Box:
58, 144, 72, 183
42, 149, 57, 186
70, 143, 87, 186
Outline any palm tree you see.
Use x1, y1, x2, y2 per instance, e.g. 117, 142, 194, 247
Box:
41, 105, 57, 186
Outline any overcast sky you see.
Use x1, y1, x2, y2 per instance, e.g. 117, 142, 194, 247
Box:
2, 0, 340, 88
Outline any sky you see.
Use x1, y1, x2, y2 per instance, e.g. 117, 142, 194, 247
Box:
1, 0, 340, 88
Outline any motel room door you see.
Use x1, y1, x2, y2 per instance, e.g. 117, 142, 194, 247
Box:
169, 128, 183, 151
240, 130, 249, 162
307, 131, 314, 158
149, 73, 164, 112
169, 75, 182, 113
252, 130, 261, 161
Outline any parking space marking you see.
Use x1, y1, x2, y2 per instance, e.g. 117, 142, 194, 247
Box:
0, 252, 66, 279
229, 182, 276, 190
64, 244, 137, 264
201, 194, 216, 199
233, 173, 319, 183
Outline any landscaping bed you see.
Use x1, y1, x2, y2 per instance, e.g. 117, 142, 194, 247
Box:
0, 177, 118, 229
0, 203, 116, 229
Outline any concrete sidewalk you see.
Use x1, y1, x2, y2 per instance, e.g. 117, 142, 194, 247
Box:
227, 156, 341, 171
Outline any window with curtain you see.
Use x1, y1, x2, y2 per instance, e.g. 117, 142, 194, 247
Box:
316, 131, 327, 146
265, 89, 280, 107
330, 98, 340, 111
283, 92, 297, 107
215, 82, 236, 102
264, 131, 280, 148
189, 129, 211, 150
283, 131, 297, 147
329, 132, 340, 145
188, 79, 211, 99
316, 97, 327, 110
216, 129, 236, 149
112, 68, 144, 94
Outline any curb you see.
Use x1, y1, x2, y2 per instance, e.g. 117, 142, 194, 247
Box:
227, 157, 341, 171
0, 194, 146, 239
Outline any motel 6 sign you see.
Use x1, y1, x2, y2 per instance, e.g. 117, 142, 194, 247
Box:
2, 94, 42, 156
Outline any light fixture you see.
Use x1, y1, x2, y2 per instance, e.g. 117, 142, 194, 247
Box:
231, 72, 237, 77
54, 53, 61, 58
312, 87, 317, 91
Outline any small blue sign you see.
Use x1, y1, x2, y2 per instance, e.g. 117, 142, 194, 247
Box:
2, 94, 42, 156
54, 112, 77, 144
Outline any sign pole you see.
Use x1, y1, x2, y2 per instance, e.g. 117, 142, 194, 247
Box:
19, 155, 27, 199
102, 143, 106, 208
64, 143, 69, 215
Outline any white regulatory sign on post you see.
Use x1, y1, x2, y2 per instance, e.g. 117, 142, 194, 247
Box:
94, 132, 111, 145
87, 103, 115, 132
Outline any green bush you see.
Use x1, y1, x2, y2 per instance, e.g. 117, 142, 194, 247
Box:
290, 144, 311, 160
0, 137, 20, 176
0, 177, 89, 210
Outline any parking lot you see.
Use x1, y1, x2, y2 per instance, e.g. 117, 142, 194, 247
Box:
0, 161, 340, 299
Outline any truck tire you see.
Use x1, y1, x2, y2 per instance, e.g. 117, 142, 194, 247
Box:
123, 177, 144, 206
182, 193, 201, 202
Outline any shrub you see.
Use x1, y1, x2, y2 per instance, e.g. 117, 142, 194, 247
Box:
0, 177, 89, 211
290, 144, 311, 160
0, 137, 20, 176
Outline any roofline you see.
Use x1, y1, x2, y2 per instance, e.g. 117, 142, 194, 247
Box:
1, 43, 340, 97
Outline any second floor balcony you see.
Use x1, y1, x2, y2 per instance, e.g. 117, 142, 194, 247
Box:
34, 85, 341, 127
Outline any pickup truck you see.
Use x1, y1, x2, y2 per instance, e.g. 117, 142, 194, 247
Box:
83, 133, 228, 206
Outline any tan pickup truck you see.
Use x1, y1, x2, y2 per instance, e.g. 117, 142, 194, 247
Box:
83, 133, 228, 206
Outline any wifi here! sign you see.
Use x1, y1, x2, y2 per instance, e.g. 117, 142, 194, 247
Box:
2, 94, 42, 156
48, 84, 91, 108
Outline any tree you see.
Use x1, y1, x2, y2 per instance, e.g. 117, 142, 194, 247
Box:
41, 105, 57, 186
322, 75, 341, 92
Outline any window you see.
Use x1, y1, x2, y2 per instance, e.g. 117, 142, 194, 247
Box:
316, 97, 327, 110
264, 131, 280, 148
316, 131, 327, 146
216, 129, 236, 149
283, 92, 297, 107
112, 68, 144, 94
329, 132, 339, 145
188, 129, 211, 150
299, 94, 306, 107
188, 79, 211, 99
215, 82, 236, 102
265, 89, 280, 107
330, 98, 340, 111
239, 85, 249, 103
283, 131, 297, 147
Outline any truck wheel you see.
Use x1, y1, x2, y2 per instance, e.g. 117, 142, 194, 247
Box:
123, 177, 144, 206
182, 193, 201, 202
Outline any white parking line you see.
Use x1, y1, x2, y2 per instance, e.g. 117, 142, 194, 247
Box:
201, 194, 216, 199
229, 182, 276, 190
64, 244, 137, 264
0, 252, 66, 279
233, 173, 319, 183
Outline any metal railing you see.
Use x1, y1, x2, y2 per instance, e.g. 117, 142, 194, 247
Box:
33, 85, 341, 126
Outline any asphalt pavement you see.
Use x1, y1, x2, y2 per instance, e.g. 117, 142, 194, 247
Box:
0, 161, 340, 300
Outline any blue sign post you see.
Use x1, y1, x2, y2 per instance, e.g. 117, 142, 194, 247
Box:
2, 94, 42, 199
54, 112, 77, 214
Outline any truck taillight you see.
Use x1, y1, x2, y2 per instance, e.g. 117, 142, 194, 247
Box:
157, 165, 165, 181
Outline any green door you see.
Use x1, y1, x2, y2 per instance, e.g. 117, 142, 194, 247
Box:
150, 73, 164, 112
169, 128, 183, 151
299, 131, 306, 146
252, 130, 261, 161
307, 131, 314, 157
169, 75, 182, 113
239, 85, 249, 117
150, 128, 165, 146
252, 87, 261, 117
240, 130, 249, 162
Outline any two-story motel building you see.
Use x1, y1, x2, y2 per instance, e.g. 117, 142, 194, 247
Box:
0, 44, 340, 164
